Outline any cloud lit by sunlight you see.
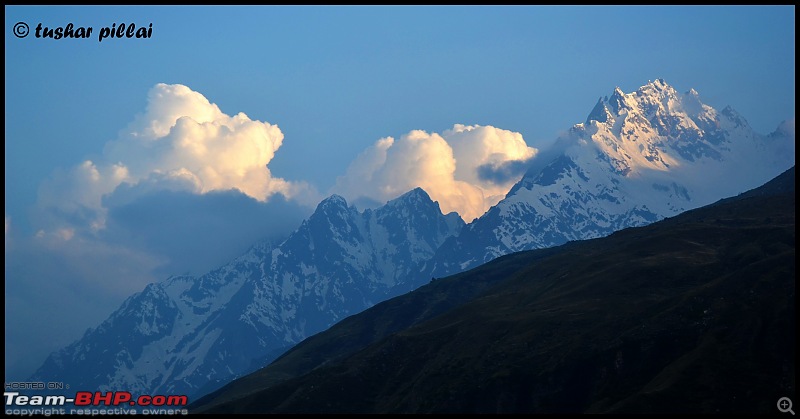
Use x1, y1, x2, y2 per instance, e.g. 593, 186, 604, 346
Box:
35, 83, 316, 235
334, 124, 537, 222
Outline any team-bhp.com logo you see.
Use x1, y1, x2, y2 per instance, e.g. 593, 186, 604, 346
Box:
5, 391, 188, 415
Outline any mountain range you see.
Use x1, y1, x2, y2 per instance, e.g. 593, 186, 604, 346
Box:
192, 166, 795, 413
29, 79, 795, 403
30, 188, 463, 398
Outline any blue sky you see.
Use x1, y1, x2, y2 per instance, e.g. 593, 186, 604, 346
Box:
4, 5, 795, 380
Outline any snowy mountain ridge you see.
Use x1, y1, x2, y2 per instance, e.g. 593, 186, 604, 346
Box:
31, 188, 463, 398
428, 79, 794, 276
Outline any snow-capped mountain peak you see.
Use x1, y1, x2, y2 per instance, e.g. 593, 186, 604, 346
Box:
429, 79, 794, 277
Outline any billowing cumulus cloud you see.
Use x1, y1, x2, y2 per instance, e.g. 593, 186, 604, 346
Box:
10, 86, 537, 380
334, 124, 537, 222
35, 83, 316, 234
5, 84, 319, 380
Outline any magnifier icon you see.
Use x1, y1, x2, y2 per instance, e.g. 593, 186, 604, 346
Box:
778, 397, 795, 415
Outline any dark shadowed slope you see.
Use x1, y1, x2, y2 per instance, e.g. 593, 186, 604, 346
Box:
193, 166, 795, 414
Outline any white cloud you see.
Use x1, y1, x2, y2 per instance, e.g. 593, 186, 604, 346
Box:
10, 84, 322, 379
35, 83, 315, 234
11, 87, 536, 381
334, 124, 537, 222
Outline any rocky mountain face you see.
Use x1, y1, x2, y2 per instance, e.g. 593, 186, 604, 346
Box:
30, 188, 463, 399
427, 79, 794, 277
